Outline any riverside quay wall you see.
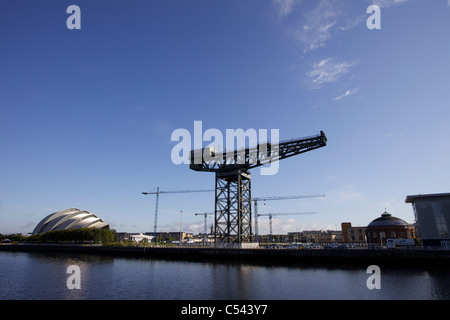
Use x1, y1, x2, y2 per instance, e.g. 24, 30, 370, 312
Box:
2, 244, 450, 266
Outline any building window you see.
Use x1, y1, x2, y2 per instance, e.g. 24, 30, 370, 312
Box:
391, 232, 396, 238
373, 232, 377, 238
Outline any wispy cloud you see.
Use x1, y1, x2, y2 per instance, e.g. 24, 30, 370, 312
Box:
274, 0, 365, 53
274, 0, 413, 53
332, 87, 360, 101
369, 0, 411, 8
306, 57, 358, 88
159, 221, 205, 234
258, 217, 333, 234
272, 0, 298, 20
335, 191, 366, 203
291, 0, 344, 53
383, 131, 405, 138
272, 0, 413, 95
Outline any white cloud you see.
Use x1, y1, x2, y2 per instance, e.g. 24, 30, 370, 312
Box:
273, 0, 413, 91
290, 0, 343, 53
272, 0, 298, 19
369, 0, 411, 8
306, 57, 358, 88
335, 191, 366, 203
332, 87, 360, 101
377, 198, 405, 213
382, 131, 405, 138
327, 174, 343, 182
258, 217, 333, 234
275, 0, 413, 53
158, 220, 205, 234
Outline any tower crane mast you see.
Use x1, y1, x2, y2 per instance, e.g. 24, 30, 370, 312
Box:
195, 212, 214, 244
257, 212, 317, 242
253, 194, 325, 242
142, 187, 213, 242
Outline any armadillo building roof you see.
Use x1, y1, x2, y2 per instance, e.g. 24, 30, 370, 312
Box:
32, 208, 109, 235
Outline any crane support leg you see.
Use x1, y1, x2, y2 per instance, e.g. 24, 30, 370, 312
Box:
214, 169, 252, 244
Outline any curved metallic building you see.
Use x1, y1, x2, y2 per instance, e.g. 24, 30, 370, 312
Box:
32, 208, 109, 235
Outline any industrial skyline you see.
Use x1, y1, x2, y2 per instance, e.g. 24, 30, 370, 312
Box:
1, 0, 449, 235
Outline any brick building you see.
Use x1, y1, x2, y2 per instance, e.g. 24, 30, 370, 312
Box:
365, 211, 415, 246
341, 222, 366, 243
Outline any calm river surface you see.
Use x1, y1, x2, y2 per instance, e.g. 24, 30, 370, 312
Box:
0, 251, 449, 300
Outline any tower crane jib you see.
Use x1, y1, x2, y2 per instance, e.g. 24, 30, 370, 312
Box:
258, 212, 317, 241
142, 188, 214, 242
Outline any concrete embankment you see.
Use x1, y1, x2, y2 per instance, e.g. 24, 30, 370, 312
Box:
1, 244, 450, 266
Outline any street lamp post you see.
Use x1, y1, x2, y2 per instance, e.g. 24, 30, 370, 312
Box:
179, 210, 183, 246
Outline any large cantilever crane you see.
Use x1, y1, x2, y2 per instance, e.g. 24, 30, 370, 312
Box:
142, 188, 213, 242
253, 194, 325, 242
258, 212, 317, 242
189, 131, 327, 244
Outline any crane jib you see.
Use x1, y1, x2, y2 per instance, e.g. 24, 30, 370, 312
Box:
189, 131, 327, 172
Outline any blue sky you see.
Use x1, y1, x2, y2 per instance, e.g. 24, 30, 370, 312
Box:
1, 0, 449, 235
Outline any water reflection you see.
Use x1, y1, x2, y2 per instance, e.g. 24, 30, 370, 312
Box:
0, 251, 449, 300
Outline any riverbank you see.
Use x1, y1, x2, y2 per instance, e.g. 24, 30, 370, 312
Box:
2, 243, 450, 267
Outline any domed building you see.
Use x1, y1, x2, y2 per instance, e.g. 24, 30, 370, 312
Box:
366, 210, 415, 245
32, 208, 109, 235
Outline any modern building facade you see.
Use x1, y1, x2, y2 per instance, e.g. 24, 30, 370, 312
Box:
365, 211, 415, 246
116, 232, 148, 242
405, 193, 450, 248
145, 231, 194, 242
32, 208, 109, 235
287, 230, 343, 243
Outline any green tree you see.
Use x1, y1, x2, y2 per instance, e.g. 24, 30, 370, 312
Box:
27, 228, 115, 243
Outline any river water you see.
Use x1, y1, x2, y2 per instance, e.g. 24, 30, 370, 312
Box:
0, 251, 449, 300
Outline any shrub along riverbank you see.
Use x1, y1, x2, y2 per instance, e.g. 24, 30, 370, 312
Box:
26, 228, 115, 243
